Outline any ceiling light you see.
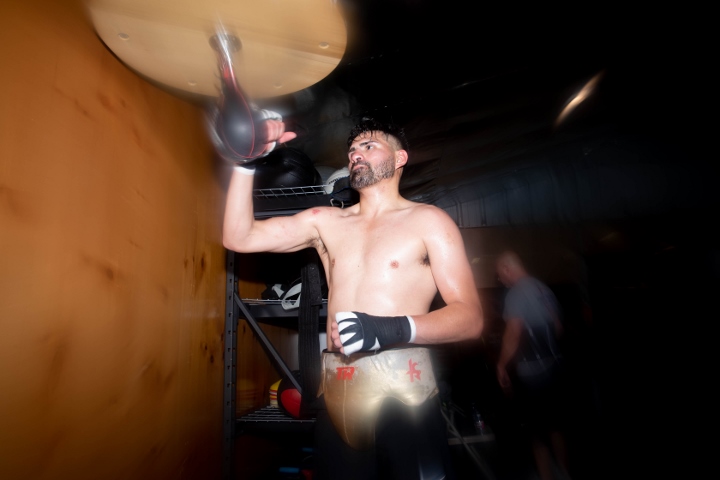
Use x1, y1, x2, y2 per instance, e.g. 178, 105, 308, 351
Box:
555, 70, 604, 128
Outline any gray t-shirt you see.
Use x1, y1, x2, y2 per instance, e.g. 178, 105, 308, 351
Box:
503, 276, 561, 362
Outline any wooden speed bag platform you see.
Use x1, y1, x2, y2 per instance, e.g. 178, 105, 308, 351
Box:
86, 0, 347, 98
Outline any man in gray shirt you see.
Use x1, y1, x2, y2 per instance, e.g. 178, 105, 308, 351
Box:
496, 251, 572, 480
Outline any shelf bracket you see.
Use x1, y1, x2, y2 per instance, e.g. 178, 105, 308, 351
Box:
233, 292, 303, 393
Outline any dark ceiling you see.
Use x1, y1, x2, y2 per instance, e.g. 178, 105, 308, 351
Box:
221, 1, 713, 226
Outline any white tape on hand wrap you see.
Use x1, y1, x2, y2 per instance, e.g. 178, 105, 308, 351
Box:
336, 311, 416, 356
233, 164, 255, 176
258, 109, 283, 156
258, 109, 283, 121
407, 315, 417, 343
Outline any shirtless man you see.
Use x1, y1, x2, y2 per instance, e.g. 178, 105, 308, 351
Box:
222, 117, 483, 479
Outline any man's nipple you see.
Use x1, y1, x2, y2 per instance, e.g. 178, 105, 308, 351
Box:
390, 260, 399, 269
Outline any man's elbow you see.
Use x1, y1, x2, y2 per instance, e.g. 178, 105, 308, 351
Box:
469, 306, 484, 339
222, 232, 238, 251
222, 233, 250, 253
468, 319, 483, 340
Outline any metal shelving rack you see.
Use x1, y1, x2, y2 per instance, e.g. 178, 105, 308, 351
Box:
224, 249, 325, 479
222, 185, 342, 478
252, 185, 333, 218
225, 250, 318, 479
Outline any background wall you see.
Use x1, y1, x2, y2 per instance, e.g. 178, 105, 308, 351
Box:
0, 1, 230, 478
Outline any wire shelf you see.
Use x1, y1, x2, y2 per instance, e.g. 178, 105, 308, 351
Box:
240, 298, 328, 305
238, 406, 315, 425
253, 185, 328, 199
241, 298, 285, 306
237, 406, 315, 436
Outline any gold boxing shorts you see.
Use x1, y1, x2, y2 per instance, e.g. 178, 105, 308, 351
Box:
318, 347, 438, 450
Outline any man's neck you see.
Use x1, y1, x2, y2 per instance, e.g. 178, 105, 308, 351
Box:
355, 179, 405, 216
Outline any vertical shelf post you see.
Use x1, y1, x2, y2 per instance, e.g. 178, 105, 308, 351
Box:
223, 250, 238, 480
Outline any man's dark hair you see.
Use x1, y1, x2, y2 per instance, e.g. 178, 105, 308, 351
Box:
347, 117, 409, 152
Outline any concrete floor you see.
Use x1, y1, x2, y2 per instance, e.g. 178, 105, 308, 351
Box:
232, 402, 611, 480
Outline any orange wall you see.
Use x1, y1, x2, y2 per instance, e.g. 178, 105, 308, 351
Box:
0, 1, 227, 478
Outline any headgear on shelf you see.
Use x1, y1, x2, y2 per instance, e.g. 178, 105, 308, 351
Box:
253, 148, 321, 190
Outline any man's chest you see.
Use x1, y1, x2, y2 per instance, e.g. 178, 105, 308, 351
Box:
319, 216, 427, 271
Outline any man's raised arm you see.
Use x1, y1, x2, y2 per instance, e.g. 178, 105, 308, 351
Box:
221, 119, 322, 254
222, 163, 263, 252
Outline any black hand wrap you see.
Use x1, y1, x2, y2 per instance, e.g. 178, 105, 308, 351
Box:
336, 311, 415, 355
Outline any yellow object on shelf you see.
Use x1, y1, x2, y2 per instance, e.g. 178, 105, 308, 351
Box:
269, 379, 281, 407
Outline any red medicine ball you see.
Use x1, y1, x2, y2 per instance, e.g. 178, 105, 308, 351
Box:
277, 372, 302, 419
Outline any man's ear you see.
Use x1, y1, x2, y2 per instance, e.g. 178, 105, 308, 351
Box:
395, 149, 408, 169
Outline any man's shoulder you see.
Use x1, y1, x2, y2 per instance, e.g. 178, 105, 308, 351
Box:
507, 278, 535, 301
299, 204, 356, 219
304, 201, 453, 229
524, 276, 553, 295
512, 277, 543, 294
404, 201, 453, 221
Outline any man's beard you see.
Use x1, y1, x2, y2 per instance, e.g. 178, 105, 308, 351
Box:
350, 156, 395, 189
